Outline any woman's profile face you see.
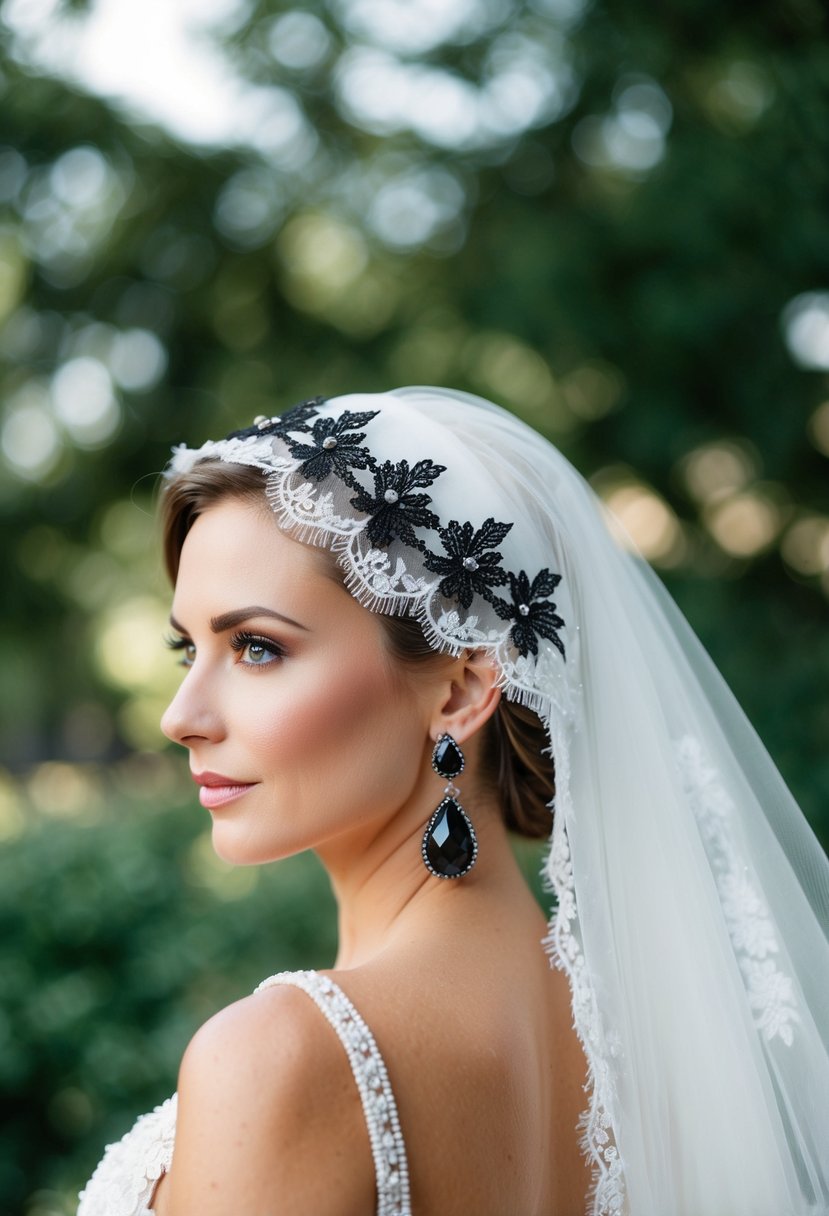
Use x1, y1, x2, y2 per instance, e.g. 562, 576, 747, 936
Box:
161, 496, 431, 866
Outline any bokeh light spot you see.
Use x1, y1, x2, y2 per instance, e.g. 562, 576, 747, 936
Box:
94, 596, 179, 694
705, 61, 773, 133
50, 146, 109, 208
780, 515, 829, 576
1, 381, 61, 479
782, 292, 829, 372
572, 75, 671, 176
268, 11, 332, 70
704, 491, 783, 557
560, 361, 625, 420
26, 761, 102, 818
602, 481, 684, 565
368, 167, 465, 250
0, 147, 27, 203
109, 329, 167, 392
214, 169, 284, 249
277, 213, 368, 307
679, 440, 759, 505
51, 356, 121, 446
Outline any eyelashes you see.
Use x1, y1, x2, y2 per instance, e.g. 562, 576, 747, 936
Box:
165, 634, 195, 668
164, 631, 285, 669
228, 630, 286, 667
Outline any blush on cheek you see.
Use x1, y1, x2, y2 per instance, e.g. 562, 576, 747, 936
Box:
246, 644, 423, 848
291, 658, 407, 784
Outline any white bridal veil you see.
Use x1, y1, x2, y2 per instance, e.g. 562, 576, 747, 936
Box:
168, 386, 829, 1215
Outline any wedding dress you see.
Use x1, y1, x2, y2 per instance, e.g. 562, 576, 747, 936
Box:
76, 970, 411, 1216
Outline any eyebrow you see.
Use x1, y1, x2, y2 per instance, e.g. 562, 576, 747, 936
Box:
169, 606, 310, 635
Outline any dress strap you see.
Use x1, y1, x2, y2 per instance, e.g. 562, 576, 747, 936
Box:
254, 970, 411, 1216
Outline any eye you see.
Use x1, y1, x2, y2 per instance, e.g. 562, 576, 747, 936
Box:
165, 634, 196, 668
229, 631, 285, 668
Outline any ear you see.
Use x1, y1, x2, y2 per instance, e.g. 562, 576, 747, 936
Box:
429, 649, 502, 746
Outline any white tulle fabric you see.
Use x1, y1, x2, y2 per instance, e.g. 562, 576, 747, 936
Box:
166, 388, 829, 1216
77, 971, 410, 1216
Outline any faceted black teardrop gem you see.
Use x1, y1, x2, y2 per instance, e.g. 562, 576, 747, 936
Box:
432, 734, 465, 779
422, 798, 478, 879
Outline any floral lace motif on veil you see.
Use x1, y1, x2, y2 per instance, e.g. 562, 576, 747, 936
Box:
674, 734, 801, 1046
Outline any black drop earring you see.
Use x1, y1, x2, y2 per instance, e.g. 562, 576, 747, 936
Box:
421, 734, 478, 879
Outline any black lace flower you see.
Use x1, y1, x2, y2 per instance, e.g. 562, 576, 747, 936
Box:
284, 409, 379, 486
423, 518, 513, 609
492, 569, 566, 659
351, 458, 446, 549
224, 397, 325, 442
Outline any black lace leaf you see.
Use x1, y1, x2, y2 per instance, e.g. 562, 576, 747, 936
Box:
285, 409, 379, 485
491, 568, 566, 659
225, 397, 325, 442
351, 458, 446, 548
530, 568, 562, 598
423, 517, 512, 609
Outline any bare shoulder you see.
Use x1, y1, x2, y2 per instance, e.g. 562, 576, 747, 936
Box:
161, 983, 376, 1216
178, 981, 339, 1102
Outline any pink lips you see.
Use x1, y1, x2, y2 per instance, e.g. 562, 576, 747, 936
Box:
192, 771, 257, 809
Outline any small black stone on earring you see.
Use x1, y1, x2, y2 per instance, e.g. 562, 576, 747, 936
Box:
422, 734, 478, 879
431, 733, 465, 780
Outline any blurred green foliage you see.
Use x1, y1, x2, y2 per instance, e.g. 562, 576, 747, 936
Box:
0, 770, 337, 1215
1, 0, 828, 1210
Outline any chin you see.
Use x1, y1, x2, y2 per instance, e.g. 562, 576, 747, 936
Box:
208, 821, 299, 868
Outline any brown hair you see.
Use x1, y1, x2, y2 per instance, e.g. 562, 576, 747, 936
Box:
161, 462, 555, 840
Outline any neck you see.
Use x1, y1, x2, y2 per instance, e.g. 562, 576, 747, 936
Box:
317, 790, 535, 970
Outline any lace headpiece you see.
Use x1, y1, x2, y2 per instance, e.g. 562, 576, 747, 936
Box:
167, 389, 580, 729
164, 386, 829, 1216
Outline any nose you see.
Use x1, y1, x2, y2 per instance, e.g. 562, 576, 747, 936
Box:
160, 672, 225, 747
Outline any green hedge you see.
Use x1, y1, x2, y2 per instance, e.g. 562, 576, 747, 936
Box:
0, 787, 339, 1216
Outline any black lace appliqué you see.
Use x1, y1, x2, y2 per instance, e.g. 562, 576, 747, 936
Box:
225, 397, 325, 442
492, 569, 566, 659
285, 409, 379, 486
424, 518, 513, 609
351, 459, 446, 549
219, 397, 567, 665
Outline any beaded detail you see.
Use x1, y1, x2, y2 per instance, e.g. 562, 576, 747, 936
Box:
255, 970, 411, 1216
77, 972, 410, 1216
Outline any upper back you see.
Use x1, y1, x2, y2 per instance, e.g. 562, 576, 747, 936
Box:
329, 914, 591, 1216
149, 902, 590, 1216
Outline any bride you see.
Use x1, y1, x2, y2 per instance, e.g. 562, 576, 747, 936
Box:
78, 387, 829, 1215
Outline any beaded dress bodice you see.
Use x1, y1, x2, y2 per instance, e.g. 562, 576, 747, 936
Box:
77, 970, 411, 1216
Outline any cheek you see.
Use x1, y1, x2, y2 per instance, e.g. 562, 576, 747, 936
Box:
248, 651, 424, 814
